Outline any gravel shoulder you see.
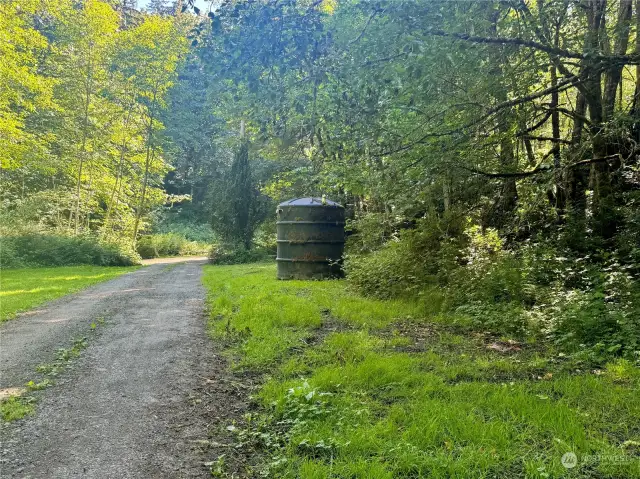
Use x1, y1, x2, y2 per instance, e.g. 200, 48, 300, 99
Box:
0, 259, 233, 478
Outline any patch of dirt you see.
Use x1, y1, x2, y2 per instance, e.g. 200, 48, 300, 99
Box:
379, 321, 440, 353
486, 339, 522, 353
303, 309, 354, 348
159, 340, 264, 478
140, 255, 209, 266
0, 388, 26, 400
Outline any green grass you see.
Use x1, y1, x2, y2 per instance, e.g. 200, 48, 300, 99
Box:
203, 263, 640, 478
0, 265, 138, 322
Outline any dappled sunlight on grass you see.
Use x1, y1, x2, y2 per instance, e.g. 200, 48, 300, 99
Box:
0, 288, 51, 297
42, 274, 115, 281
0, 265, 138, 321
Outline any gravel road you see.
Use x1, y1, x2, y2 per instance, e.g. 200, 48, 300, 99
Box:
0, 258, 223, 478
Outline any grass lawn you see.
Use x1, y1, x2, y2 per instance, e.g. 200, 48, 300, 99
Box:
0, 265, 138, 322
203, 263, 640, 479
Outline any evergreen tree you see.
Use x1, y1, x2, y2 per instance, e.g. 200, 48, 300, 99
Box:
210, 139, 268, 249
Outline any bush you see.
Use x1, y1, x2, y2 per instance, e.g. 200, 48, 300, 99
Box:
135, 233, 209, 259
0, 234, 138, 268
447, 226, 529, 306
253, 222, 277, 255
345, 212, 640, 360
345, 210, 466, 299
543, 261, 640, 362
346, 212, 398, 255
209, 243, 272, 265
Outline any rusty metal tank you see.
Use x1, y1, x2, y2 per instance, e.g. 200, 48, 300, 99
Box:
276, 197, 345, 279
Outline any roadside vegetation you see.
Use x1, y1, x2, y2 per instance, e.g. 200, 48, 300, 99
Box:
1, 334, 94, 421
0, 235, 138, 268
0, 266, 137, 322
136, 233, 209, 259
203, 264, 640, 478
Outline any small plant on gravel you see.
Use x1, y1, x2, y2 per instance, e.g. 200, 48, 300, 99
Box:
25, 379, 52, 391
0, 396, 36, 421
5, 335, 93, 422
206, 455, 226, 477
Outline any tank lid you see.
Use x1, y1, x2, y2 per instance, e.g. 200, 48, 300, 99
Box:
278, 197, 343, 207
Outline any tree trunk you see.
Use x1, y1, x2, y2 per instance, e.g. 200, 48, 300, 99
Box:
132, 91, 157, 241
73, 53, 93, 235
603, 0, 632, 120
591, 0, 630, 239
104, 102, 135, 234
486, 8, 518, 229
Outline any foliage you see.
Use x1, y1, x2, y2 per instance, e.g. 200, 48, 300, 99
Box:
208, 243, 272, 266
186, 0, 640, 365
0, 235, 138, 269
209, 141, 271, 249
0, 396, 36, 422
136, 233, 208, 259
345, 214, 640, 360
0, 0, 188, 246
344, 211, 466, 299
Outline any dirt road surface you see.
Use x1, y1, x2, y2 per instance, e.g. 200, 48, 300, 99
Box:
0, 258, 229, 478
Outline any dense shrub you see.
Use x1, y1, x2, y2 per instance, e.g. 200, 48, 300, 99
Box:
135, 233, 209, 259
252, 222, 277, 255
345, 212, 640, 362
345, 212, 398, 255
209, 243, 272, 265
0, 235, 138, 268
344, 210, 466, 299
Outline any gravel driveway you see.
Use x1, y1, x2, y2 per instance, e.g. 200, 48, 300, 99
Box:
0, 258, 220, 478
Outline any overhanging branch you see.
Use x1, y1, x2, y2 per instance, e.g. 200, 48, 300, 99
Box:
459, 153, 624, 178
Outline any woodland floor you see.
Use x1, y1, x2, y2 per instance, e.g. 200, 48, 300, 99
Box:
0, 258, 239, 478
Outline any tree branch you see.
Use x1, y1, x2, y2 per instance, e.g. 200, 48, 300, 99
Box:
427, 29, 640, 65
522, 135, 572, 144
459, 153, 624, 178
516, 110, 552, 135
376, 74, 579, 157
350, 9, 380, 45
427, 29, 583, 58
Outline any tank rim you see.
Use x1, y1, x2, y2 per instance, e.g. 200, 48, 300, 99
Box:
277, 197, 343, 208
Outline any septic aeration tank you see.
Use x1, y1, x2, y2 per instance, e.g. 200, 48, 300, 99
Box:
276, 197, 345, 280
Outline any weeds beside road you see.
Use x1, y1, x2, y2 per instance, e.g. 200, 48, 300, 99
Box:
203, 263, 640, 478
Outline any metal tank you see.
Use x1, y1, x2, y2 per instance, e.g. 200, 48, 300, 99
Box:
276, 197, 345, 280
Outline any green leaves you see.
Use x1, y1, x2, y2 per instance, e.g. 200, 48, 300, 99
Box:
1, 0, 189, 241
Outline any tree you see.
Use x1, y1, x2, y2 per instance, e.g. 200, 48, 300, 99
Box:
145, 0, 178, 16
210, 133, 269, 249
194, 0, 640, 256
114, 15, 188, 240
0, 0, 56, 177
55, 0, 119, 234
161, 52, 223, 208
1, 0, 189, 244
